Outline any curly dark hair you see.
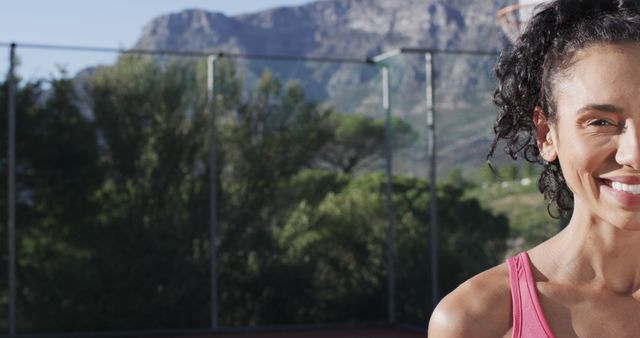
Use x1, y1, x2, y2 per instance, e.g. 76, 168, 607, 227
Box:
489, 0, 640, 217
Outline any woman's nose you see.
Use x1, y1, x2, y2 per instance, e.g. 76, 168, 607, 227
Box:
615, 123, 640, 170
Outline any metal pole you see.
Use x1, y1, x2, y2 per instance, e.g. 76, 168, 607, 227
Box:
425, 52, 439, 310
381, 65, 396, 323
207, 55, 219, 331
8, 42, 17, 337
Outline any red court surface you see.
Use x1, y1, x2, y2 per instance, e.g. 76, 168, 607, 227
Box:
162, 327, 425, 338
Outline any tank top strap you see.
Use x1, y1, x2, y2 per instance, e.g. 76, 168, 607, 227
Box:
507, 252, 555, 338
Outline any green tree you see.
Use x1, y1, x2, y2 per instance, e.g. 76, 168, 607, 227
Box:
477, 164, 499, 184
445, 167, 474, 189
0, 70, 102, 331
521, 161, 539, 178
84, 54, 212, 329
499, 164, 519, 181
272, 173, 509, 325
316, 113, 415, 174
215, 68, 335, 325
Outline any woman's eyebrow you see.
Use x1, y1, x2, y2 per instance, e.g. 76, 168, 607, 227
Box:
576, 103, 624, 115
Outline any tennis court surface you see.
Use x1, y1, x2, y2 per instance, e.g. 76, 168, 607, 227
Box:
158, 326, 425, 338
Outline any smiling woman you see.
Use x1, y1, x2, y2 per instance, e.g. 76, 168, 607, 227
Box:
428, 0, 640, 337
553, 44, 640, 225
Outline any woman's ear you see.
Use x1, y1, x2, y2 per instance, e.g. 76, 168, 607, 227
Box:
533, 106, 558, 162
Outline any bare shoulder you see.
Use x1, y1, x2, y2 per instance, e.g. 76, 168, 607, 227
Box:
428, 262, 512, 338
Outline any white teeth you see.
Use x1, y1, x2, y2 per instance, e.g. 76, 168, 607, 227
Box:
611, 181, 640, 194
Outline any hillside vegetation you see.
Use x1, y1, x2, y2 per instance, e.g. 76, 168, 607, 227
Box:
460, 164, 560, 253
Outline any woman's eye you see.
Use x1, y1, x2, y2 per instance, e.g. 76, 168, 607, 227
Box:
589, 119, 613, 126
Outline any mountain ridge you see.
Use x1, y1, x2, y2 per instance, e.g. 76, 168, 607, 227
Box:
134, 0, 513, 57
132, 0, 515, 176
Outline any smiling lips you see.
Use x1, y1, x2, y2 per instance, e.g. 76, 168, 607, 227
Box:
610, 181, 640, 194
601, 177, 640, 207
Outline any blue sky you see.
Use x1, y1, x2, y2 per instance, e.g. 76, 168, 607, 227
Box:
1, 0, 320, 79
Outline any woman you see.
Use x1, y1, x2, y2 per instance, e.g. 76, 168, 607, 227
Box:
428, 0, 640, 337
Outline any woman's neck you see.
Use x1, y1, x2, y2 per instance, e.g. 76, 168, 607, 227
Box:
532, 202, 640, 295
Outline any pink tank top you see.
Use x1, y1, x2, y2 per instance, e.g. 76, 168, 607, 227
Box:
507, 252, 555, 338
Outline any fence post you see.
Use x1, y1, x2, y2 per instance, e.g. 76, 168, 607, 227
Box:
425, 52, 439, 310
7, 42, 17, 337
207, 54, 219, 331
381, 65, 396, 323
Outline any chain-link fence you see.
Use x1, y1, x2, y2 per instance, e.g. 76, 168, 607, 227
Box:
1, 42, 555, 336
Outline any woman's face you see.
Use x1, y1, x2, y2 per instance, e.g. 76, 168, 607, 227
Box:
540, 43, 640, 229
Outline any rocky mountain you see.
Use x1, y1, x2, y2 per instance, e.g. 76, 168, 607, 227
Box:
135, 0, 512, 57
133, 0, 516, 176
